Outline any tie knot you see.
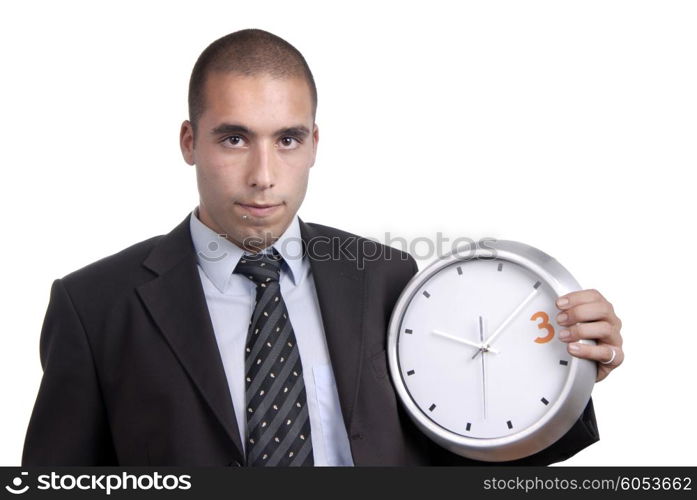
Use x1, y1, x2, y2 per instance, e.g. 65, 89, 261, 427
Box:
233, 249, 283, 286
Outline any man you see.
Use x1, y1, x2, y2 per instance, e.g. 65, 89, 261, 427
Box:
22, 29, 624, 466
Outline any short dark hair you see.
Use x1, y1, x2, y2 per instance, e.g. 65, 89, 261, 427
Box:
188, 29, 317, 135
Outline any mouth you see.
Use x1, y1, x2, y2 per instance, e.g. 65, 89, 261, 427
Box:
236, 202, 283, 217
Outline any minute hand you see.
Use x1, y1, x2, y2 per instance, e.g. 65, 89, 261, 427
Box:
432, 329, 500, 353
472, 288, 540, 359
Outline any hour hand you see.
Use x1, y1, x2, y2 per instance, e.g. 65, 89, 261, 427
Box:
432, 329, 499, 353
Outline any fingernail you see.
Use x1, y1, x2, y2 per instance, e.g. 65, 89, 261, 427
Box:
568, 343, 580, 352
559, 329, 570, 340
557, 313, 568, 323
557, 297, 569, 307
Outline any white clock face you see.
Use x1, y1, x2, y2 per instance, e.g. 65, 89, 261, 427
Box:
397, 258, 571, 439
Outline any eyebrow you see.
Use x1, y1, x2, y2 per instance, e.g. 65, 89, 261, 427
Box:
210, 123, 311, 139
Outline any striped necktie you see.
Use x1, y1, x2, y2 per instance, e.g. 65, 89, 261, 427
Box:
233, 249, 314, 466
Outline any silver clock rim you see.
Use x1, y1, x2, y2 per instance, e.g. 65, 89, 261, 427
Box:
386, 239, 596, 462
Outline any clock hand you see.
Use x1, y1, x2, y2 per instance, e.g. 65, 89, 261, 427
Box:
432, 329, 499, 353
479, 315, 484, 343
472, 287, 540, 359
479, 315, 487, 420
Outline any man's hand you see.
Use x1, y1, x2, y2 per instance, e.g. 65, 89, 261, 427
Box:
555, 289, 623, 382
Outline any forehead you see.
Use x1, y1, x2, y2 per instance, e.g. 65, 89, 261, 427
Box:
201, 72, 313, 128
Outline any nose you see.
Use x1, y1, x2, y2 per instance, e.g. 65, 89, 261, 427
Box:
247, 142, 275, 189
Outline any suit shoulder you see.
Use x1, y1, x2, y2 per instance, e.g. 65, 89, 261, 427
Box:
304, 221, 417, 272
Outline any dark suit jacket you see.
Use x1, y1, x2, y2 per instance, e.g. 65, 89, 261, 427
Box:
22, 213, 599, 466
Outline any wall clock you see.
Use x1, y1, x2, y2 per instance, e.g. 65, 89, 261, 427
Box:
387, 240, 595, 461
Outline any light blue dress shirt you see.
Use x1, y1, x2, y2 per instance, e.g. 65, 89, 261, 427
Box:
189, 207, 354, 466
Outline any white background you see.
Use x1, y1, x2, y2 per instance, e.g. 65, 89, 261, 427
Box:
1, 0, 695, 466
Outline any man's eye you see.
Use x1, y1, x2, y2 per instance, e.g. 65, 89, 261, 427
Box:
279, 137, 300, 148
223, 135, 245, 147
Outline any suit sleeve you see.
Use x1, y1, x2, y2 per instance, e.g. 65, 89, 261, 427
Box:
22, 278, 117, 465
404, 255, 601, 466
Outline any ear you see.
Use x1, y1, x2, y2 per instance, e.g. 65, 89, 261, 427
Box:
180, 120, 195, 165
310, 123, 319, 168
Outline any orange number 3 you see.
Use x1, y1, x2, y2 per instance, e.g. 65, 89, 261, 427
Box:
530, 311, 555, 344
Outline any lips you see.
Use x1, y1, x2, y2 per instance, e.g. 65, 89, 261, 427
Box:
242, 203, 277, 208
237, 202, 282, 217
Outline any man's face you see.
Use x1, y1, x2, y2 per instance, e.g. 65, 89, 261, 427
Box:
180, 72, 318, 253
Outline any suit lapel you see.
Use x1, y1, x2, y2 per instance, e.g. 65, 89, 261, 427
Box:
136, 215, 245, 462
298, 218, 366, 435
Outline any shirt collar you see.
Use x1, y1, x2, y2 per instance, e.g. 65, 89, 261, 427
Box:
189, 206, 305, 293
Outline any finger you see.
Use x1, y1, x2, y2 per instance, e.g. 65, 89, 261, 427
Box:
558, 321, 617, 344
556, 289, 605, 310
567, 341, 623, 367
556, 301, 613, 326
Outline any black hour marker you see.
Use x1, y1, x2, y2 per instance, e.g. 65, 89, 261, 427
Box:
497, 263, 503, 272
559, 360, 569, 366
404, 328, 413, 334
423, 290, 431, 298
407, 370, 415, 376
457, 266, 463, 275
466, 422, 471, 431
429, 404, 436, 412
533, 280, 541, 289
507, 420, 513, 429
541, 397, 549, 405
